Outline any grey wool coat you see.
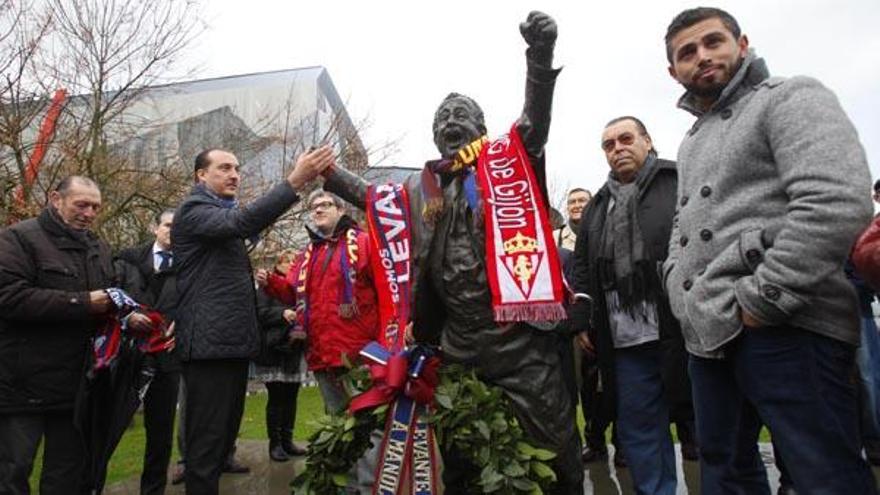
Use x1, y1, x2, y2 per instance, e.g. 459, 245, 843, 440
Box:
663, 51, 873, 358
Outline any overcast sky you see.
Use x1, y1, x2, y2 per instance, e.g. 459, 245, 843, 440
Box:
186, 0, 880, 205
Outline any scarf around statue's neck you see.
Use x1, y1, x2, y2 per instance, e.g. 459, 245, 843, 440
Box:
418, 124, 566, 322
420, 136, 488, 223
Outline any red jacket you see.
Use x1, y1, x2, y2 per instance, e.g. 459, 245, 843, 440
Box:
264, 216, 379, 371
853, 215, 880, 291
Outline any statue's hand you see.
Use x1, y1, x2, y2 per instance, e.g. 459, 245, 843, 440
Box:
519, 11, 556, 47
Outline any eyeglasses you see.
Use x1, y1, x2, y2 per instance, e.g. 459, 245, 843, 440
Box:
309, 201, 336, 212
601, 133, 638, 153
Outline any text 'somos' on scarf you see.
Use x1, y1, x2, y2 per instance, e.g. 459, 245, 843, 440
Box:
349, 184, 441, 495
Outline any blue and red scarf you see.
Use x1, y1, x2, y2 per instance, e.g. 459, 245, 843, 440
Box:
92, 288, 174, 373
349, 184, 441, 495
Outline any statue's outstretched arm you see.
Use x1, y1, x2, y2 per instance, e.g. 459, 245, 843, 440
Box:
322, 165, 369, 211
516, 11, 561, 159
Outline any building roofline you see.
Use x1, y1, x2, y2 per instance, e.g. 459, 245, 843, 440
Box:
143, 65, 326, 91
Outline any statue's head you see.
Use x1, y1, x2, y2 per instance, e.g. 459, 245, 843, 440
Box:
432, 93, 487, 159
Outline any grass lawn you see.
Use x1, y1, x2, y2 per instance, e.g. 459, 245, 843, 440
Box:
30, 382, 772, 489
30, 385, 326, 490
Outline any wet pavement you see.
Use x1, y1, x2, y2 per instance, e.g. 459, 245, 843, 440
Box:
103, 440, 810, 494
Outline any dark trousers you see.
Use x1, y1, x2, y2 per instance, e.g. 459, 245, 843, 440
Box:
581, 354, 617, 451
0, 411, 85, 495
615, 343, 677, 495
689, 325, 877, 494
141, 370, 180, 495
264, 382, 300, 442
182, 359, 248, 495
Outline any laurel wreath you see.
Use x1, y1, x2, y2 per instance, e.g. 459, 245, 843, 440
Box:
291, 363, 558, 494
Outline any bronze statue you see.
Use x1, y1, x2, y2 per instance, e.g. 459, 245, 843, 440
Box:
323, 11, 583, 493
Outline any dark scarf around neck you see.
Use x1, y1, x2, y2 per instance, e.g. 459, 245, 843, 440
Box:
598, 153, 663, 311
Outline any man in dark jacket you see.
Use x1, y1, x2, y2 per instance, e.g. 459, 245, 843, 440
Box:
0, 176, 116, 495
114, 208, 180, 495
570, 117, 690, 494
171, 146, 333, 494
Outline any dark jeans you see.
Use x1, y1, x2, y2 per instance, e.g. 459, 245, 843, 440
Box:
615, 343, 677, 495
141, 370, 180, 495
182, 359, 248, 495
0, 411, 85, 495
689, 325, 877, 494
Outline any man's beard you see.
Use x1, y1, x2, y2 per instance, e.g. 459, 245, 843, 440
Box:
685, 57, 745, 100
683, 81, 725, 100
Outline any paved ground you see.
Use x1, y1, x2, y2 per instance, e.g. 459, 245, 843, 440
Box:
103, 440, 802, 494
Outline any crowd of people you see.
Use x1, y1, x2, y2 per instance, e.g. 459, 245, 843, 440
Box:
0, 6, 878, 495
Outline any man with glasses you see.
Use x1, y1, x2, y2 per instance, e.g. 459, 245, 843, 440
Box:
571, 117, 691, 494
258, 189, 380, 493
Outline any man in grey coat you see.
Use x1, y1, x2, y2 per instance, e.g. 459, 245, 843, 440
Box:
662, 7, 876, 493
172, 146, 333, 495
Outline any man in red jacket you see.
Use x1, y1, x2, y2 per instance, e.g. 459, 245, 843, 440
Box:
258, 189, 379, 492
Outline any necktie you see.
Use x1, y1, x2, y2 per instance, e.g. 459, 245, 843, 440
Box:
158, 251, 172, 272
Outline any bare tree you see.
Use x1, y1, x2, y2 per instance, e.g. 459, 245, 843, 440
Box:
240, 81, 400, 267
0, 0, 204, 244
0, 0, 54, 222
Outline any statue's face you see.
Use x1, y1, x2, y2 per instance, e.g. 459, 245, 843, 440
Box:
432, 97, 485, 159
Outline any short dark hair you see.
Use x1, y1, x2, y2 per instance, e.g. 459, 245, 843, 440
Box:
193, 148, 227, 175
55, 176, 99, 196
567, 187, 591, 198
873, 179, 880, 194
604, 116, 657, 154
605, 116, 649, 136
153, 208, 175, 225
665, 7, 741, 63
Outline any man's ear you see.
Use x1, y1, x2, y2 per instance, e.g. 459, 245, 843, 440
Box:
667, 64, 679, 83
195, 167, 209, 184
738, 34, 750, 58
49, 190, 62, 209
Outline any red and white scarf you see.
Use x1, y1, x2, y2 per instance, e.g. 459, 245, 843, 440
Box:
475, 123, 567, 322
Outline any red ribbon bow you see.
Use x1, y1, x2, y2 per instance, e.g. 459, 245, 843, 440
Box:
349, 352, 439, 414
